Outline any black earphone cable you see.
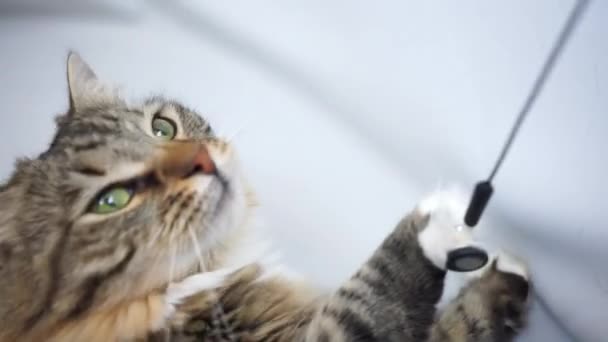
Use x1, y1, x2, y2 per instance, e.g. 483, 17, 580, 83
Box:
464, 0, 590, 227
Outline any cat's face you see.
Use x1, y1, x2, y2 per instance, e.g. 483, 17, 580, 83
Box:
0, 53, 252, 324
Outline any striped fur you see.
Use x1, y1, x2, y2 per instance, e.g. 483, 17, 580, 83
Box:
0, 53, 530, 341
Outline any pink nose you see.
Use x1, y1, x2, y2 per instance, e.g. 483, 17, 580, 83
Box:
155, 142, 217, 180
192, 145, 216, 175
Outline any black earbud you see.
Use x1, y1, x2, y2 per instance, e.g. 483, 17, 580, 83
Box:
446, 246, 489, 272
464, 181, 494, 227
445, 182, 493, 272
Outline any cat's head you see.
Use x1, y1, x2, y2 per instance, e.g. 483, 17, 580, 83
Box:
0, 53, 253, 330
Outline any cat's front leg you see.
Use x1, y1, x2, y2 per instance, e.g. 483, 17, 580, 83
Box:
305, 188, 479, 341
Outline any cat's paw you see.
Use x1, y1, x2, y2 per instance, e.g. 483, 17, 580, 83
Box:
416, 187, 479, 270
494, 250, 530, 331
165, 268, 233, 307
432, 250, 530, 340
469, 250, 530, 332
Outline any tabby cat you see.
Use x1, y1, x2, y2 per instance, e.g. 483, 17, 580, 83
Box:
0, 53, 530, 341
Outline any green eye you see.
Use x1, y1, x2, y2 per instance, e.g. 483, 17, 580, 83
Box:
152, 117, 176, 140
91, 187, 132, 214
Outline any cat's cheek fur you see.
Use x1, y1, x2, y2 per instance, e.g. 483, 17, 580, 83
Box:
47, 293, 167, 342
416, 188, 477, 270
48, 272, 229, 341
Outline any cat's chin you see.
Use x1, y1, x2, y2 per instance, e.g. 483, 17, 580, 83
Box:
181, 173, 252, 261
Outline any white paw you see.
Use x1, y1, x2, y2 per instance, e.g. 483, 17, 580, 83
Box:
417, 187, 476, 270
495, 249, 529, 280
465, 249, 529, 281
165, 268, 233, 306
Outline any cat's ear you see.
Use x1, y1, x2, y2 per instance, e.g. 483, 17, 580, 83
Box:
66, 52, 122, 111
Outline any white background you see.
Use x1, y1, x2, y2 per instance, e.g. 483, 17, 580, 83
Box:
1, 1, 606, 340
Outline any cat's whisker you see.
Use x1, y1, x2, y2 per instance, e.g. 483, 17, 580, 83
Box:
148, 224, 166, 248
188, 225, 206, 270
164, 236, 177, 342
168, 232, 177, 282
225, 120, 253, 143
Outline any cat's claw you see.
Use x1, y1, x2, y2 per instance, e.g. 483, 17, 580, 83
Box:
416, 187, 481, 270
